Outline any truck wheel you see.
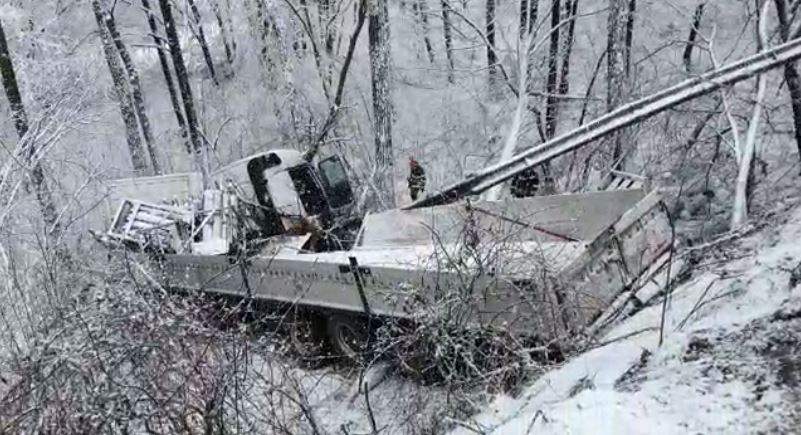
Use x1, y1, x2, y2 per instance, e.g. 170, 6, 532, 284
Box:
289, 310, 329, 364
326, 314, 371, 363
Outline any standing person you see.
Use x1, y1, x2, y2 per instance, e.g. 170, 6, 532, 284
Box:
407, 157, 427, 201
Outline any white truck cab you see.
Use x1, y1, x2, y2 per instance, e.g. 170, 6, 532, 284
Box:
102, 149, 358, 253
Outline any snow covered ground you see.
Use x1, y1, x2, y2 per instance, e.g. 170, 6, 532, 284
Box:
245, 198, 801, 434
452, 200, 801, 434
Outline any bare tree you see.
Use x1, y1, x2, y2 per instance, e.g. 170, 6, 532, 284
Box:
441, 0, 456, 83
102, 3, 162, 175
0, 18, 60, 237
716, 0, 770, 228
141, 0, 189, 153
486, 0, 498, 89
304, 0, 368, 161
520, 0, 539, 94
773, 0, 801, 163
606, 0, 636, 168
251, 0, 281, 80
413, 0, 436, 63
544, 0, 562, 139
90, 0, 150, 175
187, 0, 219, 85
368, 0, 396, 208
159, 0, 210, 186
683, 3, 705, 74
211, 0, 236, 69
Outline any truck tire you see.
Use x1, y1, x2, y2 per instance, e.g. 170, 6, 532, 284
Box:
289, 310, 329, 364
326, 314, 371, 363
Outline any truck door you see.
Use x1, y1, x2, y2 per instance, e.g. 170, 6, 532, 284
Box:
318, 155, 354, 210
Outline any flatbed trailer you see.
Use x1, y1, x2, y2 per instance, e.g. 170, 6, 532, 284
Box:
156, 186, 672, 355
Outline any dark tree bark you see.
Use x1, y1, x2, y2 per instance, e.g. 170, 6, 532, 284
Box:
91, 0, 150, 175
211, 0, 236, 67
305, 0, 368, 161
142, 0, 189, 153
520, 0, 539, 94
774, 0, 801, 163
299, 0, 332, 99
624, 0, 636, 75
578, 48, 606, 126
159, 0, 210, 186
486, 0, 498, 87
318, 0, 336, 59
103, 5, 162, 175
331, 1, 366, 112
441, 0, 455, 83
368, 0, 396, 208
414, 0, 435, 63
544, 0, 562, 139
0, 18, 60, 236
211, 0, 235, 68
519, 0, 538, 35
557, 0, 579, 97
252, 0, 280, 76
606, 0, 635, 167
187, 0, 218, 85
683, 3, 705, 74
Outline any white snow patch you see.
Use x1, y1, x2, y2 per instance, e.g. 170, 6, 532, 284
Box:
453, 203, 801, 434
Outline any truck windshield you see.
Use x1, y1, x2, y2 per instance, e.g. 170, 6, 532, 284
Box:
287, 164, 328, 216
318, 156, 353, 209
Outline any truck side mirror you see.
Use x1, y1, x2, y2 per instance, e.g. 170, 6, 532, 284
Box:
318, 155, 354, 210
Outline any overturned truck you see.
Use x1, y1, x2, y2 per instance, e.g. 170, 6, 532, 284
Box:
98, 36, 801, 358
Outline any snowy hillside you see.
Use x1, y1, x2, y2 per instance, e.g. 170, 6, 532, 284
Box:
454, 199, 801, 434
2, 0, 801, 433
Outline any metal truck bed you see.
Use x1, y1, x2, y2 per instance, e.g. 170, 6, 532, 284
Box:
158, 188, 672, 340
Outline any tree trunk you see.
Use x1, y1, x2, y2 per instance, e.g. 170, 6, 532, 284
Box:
159, 0, 210, 187
486, 0, 498, 89
0, 18, 60, 236
211, 0, 235, 68
519, 0, 538, 35
731, 0, 769, 228
414, 0, 436, 63
441, 0, 455, 83
318, 0, 336, 64
544, 0, 562, 139
624, 0, 636, 75
142, 0, 189, 153
251, 0, 280, 77
300, 0, 332, 100
774, 0, 801, 163
683, 3, 705, 74
305, 0, 368, 161
103, 6, 162, 175
91, 0, 149, 175
520, 0, 538, 94
368, 0, 396, 208
557, 0, 579, 98
606, 0, 634, 167
783, 64, 801, 165
187, 0, 218, 85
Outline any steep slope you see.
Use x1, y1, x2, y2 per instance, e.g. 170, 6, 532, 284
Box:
454, 199, 801, 434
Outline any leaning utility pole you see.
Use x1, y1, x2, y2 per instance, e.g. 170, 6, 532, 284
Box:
406, 36, 801, 209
